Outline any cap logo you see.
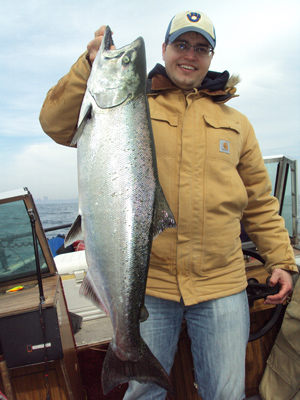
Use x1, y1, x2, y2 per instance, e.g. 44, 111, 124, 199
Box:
187, 12, 201, 23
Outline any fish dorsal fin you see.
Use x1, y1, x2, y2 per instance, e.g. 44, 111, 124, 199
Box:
70, 104, 92, 146
152, 185, 176, 240
80, 272, 109, 316
64, 215, 83, 247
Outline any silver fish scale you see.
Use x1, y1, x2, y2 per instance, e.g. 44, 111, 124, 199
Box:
78, 96, 156, 355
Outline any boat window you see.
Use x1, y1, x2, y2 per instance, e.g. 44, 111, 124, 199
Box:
0, 200, 49, 284
242, 155, 299, 248
264, 156, 299, 244
281, 169, 293, 236
264, 163, 277, 197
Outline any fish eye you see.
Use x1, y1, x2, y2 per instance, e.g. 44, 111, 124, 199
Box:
123, 56, 130, 64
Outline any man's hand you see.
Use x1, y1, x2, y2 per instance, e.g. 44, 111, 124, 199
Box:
87, 25, 115, 65
264, 268, 293, 305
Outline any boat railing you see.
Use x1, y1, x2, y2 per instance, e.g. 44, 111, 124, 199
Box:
44, 223, 72, 233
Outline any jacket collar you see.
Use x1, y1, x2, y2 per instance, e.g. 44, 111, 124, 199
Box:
147, 63, 238, 103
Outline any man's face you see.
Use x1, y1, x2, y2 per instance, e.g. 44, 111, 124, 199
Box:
162, 32, 213, 92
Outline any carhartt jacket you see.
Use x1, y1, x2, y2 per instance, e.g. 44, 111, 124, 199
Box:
39, 52, 297, 305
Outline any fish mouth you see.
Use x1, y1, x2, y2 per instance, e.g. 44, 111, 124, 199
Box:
103, 25, 114, 51
91, 26, 145, 108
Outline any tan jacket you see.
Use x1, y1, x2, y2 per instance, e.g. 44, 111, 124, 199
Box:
40, 52, 297, 305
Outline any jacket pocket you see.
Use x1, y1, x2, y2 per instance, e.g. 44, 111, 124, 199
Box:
203, 115, 241, 133
259, 337, 300, 400
150, 108, 180, 217
203, 114, 242, 166
150, 109, 179, 157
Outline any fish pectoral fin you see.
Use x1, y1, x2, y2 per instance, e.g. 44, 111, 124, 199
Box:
152, 184, 176, 240
101, 338, 173, 395
64, 215, 83, 247
139, 305, 149, 322
70, 104, 92, 146
79, 273, 109, 316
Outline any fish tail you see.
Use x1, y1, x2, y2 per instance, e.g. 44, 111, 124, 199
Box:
101, 340, 173, 395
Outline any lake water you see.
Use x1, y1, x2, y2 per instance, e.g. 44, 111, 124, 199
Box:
35, 197, 300, 241
36, 201, 79, 239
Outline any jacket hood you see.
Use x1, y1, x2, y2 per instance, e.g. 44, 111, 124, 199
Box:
147, 63, 239, 103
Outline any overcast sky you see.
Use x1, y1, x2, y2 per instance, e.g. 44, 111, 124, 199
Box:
1, 0, 299, 200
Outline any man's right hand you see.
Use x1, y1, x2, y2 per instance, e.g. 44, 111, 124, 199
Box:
87, 25, 116, 65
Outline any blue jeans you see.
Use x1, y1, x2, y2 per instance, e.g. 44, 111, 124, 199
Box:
123, 290, 250, 400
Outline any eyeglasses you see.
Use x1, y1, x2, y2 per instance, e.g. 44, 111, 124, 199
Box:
170, 41, 213, 57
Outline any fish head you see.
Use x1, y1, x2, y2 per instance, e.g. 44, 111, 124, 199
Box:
88, 26, 146, 109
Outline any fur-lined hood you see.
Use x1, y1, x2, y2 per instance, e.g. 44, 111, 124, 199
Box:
147, 63, 240, 103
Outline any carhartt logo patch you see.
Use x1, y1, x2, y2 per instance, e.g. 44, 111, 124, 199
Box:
219, 140, 230, 154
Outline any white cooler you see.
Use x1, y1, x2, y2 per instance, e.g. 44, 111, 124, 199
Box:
54, 251, 105, 321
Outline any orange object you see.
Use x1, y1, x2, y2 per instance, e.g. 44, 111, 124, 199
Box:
6, 286, 24, 293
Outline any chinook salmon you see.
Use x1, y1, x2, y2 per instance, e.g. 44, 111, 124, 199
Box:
65, 26, 175, 395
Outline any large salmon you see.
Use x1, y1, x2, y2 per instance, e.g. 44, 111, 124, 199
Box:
65, 26, 175, 395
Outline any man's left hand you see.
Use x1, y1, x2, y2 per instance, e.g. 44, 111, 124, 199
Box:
264, 268, 293, 305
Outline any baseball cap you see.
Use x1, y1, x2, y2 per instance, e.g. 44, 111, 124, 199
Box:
165, 11, 216, 49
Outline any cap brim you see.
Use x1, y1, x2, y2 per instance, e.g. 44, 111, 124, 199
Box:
168, 27, 215, 49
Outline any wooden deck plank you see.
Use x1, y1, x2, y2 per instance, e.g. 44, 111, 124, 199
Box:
0, 275, 59, 318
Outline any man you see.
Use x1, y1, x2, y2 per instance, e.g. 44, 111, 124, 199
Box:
40, 10, 297, 400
